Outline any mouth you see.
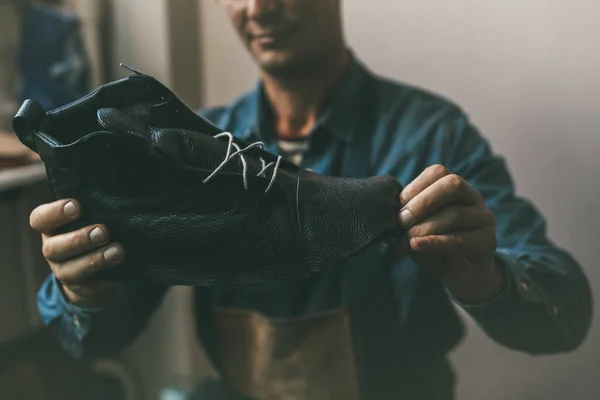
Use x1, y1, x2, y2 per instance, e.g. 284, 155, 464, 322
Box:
249, 28, 297, 47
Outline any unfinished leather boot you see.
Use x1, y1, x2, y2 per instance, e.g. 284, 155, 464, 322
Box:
12, 66, 403, 287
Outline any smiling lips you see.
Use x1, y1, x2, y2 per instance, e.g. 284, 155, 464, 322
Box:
249, 28, 296, 46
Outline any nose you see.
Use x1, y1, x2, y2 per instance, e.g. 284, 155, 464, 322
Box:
246, 0, 278, 18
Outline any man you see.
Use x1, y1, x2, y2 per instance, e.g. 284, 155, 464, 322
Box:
33, 0, 592, 399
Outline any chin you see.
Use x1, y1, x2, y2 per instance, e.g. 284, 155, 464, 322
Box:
255, 48, 293, 65
254, 50, 313, 78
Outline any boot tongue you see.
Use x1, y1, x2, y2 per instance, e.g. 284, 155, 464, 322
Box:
97, 107, 265, 175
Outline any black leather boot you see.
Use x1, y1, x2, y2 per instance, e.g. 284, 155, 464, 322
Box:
12, 66, 403, 287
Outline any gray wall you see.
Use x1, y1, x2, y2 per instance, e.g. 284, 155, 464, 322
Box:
197, 1, 600, 399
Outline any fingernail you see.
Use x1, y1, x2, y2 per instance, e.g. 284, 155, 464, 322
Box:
103, 246, 123, 264
63, 201, 78, 217
89, 226, 107, 244
399, 209, 413, 228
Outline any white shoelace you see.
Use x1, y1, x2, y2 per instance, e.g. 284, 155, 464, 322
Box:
202, 132, 282, 193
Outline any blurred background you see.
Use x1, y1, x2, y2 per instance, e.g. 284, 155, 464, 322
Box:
0, 0, 599, 399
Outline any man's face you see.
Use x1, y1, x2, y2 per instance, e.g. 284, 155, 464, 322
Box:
222, 0, 343, 77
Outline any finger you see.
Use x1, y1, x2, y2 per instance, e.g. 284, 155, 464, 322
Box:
409, 228, 497, 257
399, 164, 451, 205
52, 243, 125, 285
407, 205, 494, 239
30, 199, 81, 234
43, 224, 111, 263
399, 174, 482, 228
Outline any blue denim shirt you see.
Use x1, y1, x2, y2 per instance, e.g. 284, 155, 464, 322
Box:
37, 55, 591, 398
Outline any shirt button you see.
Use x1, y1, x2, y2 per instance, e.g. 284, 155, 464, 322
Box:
73, 315, 81, 327
553, 306, 559, 316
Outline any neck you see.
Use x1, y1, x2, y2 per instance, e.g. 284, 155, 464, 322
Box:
261, 48, 350, 140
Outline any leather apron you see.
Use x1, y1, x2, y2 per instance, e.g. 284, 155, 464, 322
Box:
200, 109, 411, 400
215, 307, 359, 400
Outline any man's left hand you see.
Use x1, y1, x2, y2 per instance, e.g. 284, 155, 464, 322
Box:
394, 164, 505, 304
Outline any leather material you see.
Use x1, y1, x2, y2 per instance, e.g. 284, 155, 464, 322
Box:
12, 68, 403, 286
215, 307, 359, 400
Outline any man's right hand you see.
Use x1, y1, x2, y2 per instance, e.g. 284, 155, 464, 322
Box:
30, 199, 125, 308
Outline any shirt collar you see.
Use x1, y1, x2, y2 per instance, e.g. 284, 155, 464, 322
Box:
238, 53, 371, 144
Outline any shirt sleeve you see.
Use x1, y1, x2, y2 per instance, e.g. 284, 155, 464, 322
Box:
444, 111, 592, 354
37, 273, 168, 359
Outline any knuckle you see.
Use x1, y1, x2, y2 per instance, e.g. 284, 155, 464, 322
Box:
41, 241, 54, 260
53, 264, 67, 283
446, 174, 464, 189
417, 195, 432, 212
85, 253, 102, 272
72, 229, 89, 249
86, 250, 109, 274
430, 164, 450, 177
